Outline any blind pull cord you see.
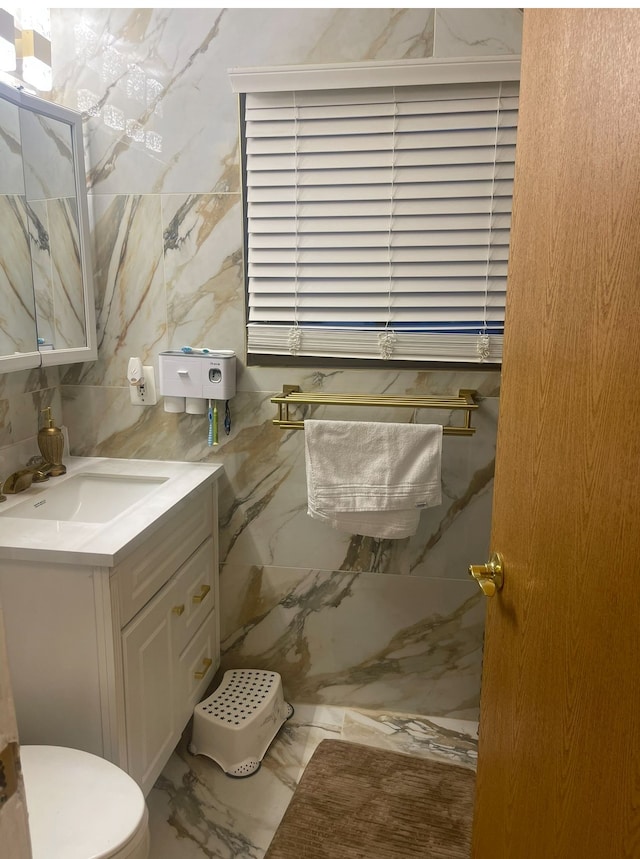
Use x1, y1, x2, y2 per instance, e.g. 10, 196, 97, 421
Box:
288, 93, 302, 355
477, 82, 503, 363
378, 94, 398, 360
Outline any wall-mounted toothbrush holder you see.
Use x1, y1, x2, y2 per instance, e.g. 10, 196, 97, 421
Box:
158, 350, 237, 412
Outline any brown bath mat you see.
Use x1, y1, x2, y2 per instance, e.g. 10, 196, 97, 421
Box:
264, 739, 475, 859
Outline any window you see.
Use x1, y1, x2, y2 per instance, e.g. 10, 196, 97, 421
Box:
230, 57, 520, 366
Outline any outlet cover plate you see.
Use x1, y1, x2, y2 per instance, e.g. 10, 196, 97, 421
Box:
130, 365, 157, 406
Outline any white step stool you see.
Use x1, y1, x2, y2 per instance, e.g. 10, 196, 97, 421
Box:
189, 669, 293, 777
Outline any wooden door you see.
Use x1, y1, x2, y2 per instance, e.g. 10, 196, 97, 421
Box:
473, 10, 640, 857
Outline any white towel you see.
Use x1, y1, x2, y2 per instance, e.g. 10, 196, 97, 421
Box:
304, 420, 442, 539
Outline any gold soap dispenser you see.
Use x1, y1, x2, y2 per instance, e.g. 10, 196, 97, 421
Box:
38, 408, 66, 476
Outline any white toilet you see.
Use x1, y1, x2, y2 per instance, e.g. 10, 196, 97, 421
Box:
20, 745, 150, 859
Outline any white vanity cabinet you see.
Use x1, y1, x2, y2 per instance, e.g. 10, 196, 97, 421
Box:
0, 460, 222, 797
120, 537, 217, 792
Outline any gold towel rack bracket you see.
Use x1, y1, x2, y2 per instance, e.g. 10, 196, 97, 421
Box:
271, 386, 478, 437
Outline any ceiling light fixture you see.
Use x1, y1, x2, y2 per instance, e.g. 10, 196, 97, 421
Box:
0, 7, 16, 71
0, 5, 52, 91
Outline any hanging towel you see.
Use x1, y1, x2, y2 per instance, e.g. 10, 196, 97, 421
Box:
304, 420, 442, 539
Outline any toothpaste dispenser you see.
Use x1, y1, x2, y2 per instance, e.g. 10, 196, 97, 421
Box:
158, 351, 236, 413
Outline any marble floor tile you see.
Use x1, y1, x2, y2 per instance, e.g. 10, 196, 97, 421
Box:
146, 704, 478, 858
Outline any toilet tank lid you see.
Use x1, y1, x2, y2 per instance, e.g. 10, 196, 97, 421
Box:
20, 745, 147, 859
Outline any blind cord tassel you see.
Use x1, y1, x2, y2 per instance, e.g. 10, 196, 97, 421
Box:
288, 325, 302, 355
476, 333, 491, 361
378, 329, 397, 359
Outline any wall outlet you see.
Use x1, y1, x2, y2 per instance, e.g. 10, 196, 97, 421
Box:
130, 365, 157, 406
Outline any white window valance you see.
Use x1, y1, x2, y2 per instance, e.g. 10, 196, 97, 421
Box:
229, 57, 520, 365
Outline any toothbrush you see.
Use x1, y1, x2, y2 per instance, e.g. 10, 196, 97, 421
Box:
181, 346, 213, 354
208, 399, 218, 446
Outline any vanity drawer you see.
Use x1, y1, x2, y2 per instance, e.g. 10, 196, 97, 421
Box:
117, 488, 214, 627
169, 537, 215, 654
175, 610, 218, 726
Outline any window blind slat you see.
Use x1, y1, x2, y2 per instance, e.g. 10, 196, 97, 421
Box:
247, 178, 514, 203
248, 260, 509, 278
246, 110, 518, 140
245, 96, 519, 123
246, 128, 517, 157
247, 162, 515, 187
249, 212, 512, 233
251, 275, 506, 303
248, 228, 511, 249
249, 245, 511, 264
250, 291, 507, 308
248, 196, 513, 219
248, 305, 505, 323
247, 144, 516, 171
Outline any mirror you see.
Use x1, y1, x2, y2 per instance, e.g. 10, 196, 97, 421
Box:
0, 81, 96, 372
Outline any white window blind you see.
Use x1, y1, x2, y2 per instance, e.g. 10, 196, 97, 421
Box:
232, 60, 519, 364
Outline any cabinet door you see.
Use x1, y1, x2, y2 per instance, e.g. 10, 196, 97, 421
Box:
122, 583, 177, 794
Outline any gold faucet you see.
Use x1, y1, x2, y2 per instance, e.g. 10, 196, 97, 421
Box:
1, 464, 51, 496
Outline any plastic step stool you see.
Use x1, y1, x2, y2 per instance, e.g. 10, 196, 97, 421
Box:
189, 669, 293, 777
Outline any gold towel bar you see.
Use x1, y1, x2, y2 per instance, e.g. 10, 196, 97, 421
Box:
271, 386, 478, 436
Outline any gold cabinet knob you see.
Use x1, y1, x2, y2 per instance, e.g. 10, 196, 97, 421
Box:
194, 657, 213, 680
469, 552, 504, 597
192, 584, 211, 604
172, 604, 185, 616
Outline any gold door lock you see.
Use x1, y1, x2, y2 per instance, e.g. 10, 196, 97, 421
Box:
468, 552, 504, 597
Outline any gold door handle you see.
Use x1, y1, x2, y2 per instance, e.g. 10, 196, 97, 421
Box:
194, 657, 213, 680
469, 552, 504, 597
172, 604, 185, 616
192, 584, 211, 604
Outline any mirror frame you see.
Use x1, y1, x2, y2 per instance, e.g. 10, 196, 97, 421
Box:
0, 81, 97, 372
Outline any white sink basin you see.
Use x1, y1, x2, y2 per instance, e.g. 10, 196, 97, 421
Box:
3, 472, 169, 523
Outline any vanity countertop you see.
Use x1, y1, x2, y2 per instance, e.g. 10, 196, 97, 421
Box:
0, 456, 223, 567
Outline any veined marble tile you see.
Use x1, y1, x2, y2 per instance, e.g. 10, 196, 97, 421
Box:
342, 708, 478, 769
20, 108, 77, 202
0, 401, 11, 448
51, 8, 436, 196
147, 706, 344, 859
0, 195, 38, 356
0, 96, 25, 195
49, 198, 86, 350
147, 702, 476, 859
408, 396, 498, 580
220, 566, 484, 719
162, 193, 244, 356
5, 366, 60, 398
434, 8, 523, 57
239, 365, 501, 398
79, 194, 167, 387
60, 384, 226, 461
27, 195, 87, 353
28, 200, 55, 349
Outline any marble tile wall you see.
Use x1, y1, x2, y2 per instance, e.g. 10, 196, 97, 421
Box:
3, 8, 522, 720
